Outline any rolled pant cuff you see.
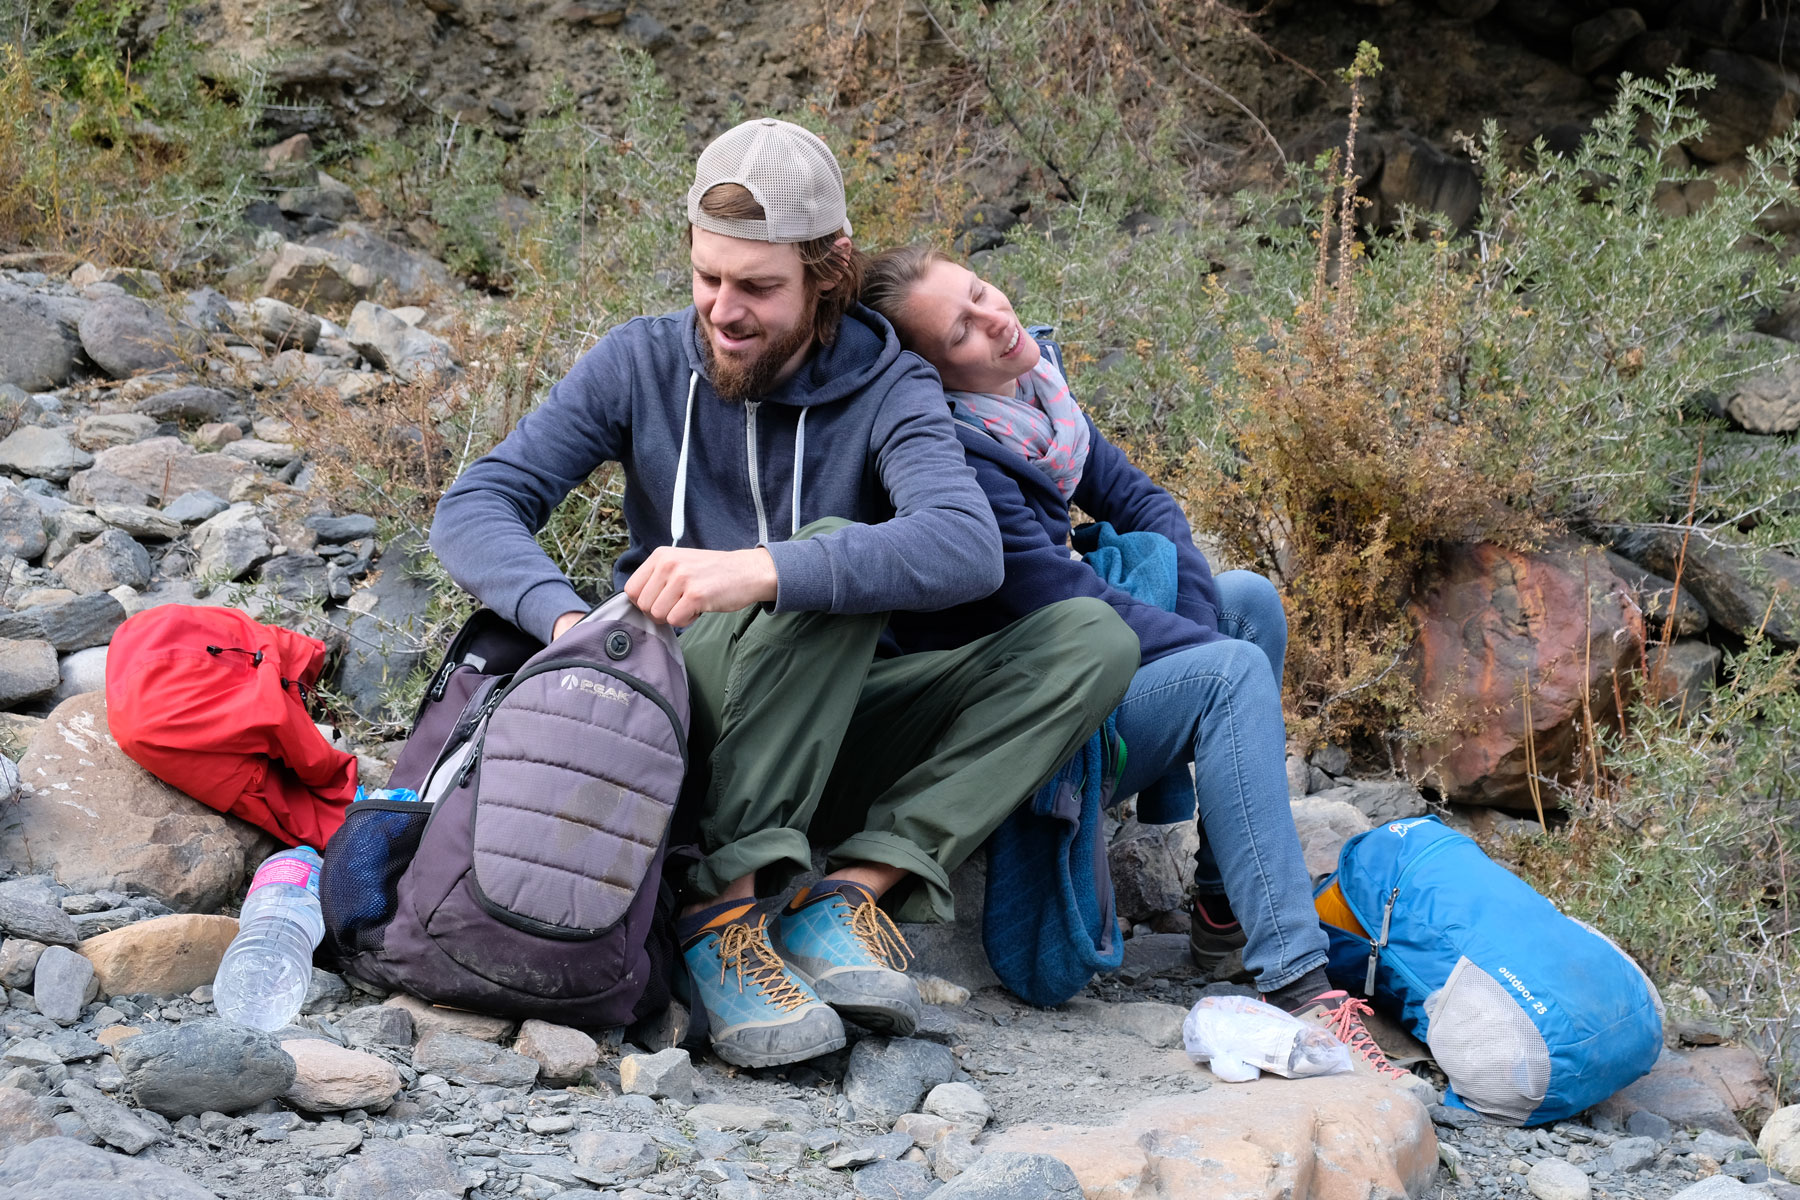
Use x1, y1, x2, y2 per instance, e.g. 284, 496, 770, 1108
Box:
827, 832, 954, 925
689, 828, 816, 902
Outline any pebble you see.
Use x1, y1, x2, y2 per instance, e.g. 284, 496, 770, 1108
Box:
31, 945, 94, 1024
843, 1037, 955, 1125
1527, 1156, 1593, 1200
619, 1046, 695, 1103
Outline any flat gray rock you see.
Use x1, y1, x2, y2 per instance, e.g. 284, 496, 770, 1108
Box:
59, 1080, 159, 1154
0, 428, 92, 485
0, 896, 78, 947
0, 1135, 214, 1199
0, 493, 46, 561
31, 946, 93, 1024
329, 1139, 464, 1200
411, 1032, 538, 1087
134, 387, 235, 424
934, 1151, 1083, 1198
0, 640, 58, 708
0, 593, 127, 653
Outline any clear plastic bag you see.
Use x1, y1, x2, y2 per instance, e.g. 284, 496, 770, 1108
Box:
1181, 994, 1354, 1082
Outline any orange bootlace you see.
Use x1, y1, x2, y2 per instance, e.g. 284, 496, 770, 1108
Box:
715, 916, 812, 1013
1324, 995, 1409, 1080
846, 898, 914, 972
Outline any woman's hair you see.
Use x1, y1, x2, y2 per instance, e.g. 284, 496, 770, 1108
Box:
860, 244, 951, 346
693, 183, 865, 347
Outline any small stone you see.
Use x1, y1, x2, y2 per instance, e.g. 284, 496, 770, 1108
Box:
931, 1130, 982, 1182
325, 1140, 465, 1199
0, 1085, 57, 1153
0, 640, 59, 708
303, 968, 351, 1013
60, 1079, 161, 1153
0, 592, 127, 653
526, 1114, 574, 1134
75, 413, 158, 450
93, 502, 182, 541
619, 1046, 694, 1102
381, 993, 515, 1042
162, 490, 229, 524
190, 503, 274, 582
0, 492, 46, 560
288, 1119, 363, 1157
411, 1032, 538, 1087
852, 1158, 936, 1200
514, 1019, 599, 1086
570, 1130, 658, 1178
282, 1038, 402, 1112
31, 946, 94, 1024
250, 297, 322, 351
844, 1037, 955, 1126
116, 1019, 297, 1116
921, 1081, 990, 1136
53, 529, 150, 593
686, 1104, 790, 1132
1528, 1157, 1593, 1200
0, 940, 45, 988
893, 1112, 955, 1147
305, 513, 378, 542
1610, 1135, 1660, 1172
335, 1002, 415, 1048
77, 913, 238, 997
1, 1041, 59, 1069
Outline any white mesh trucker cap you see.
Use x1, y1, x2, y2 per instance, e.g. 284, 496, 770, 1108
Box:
686, 117, 853, 243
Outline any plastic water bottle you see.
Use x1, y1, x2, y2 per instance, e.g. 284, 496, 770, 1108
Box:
213, 847, 324, 1032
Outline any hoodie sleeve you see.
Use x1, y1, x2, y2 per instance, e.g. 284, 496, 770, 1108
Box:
429, 332, 633, 642
764, 359, 1003, 614
1071, 420, 1223, 640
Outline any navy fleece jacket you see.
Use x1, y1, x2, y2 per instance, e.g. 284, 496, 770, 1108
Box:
430, 304, 1004, 642
886, 413, 1223, 665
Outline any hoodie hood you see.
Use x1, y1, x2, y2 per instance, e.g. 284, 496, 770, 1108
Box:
681, 301, 904, 408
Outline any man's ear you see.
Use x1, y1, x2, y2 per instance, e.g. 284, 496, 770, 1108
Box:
815, 236, 854, 293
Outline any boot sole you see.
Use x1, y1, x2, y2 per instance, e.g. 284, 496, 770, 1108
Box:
830, 997, 920, 1037
710, 1027, 848, 1070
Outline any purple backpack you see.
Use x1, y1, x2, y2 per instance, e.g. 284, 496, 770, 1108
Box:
321, 593, 690, 1027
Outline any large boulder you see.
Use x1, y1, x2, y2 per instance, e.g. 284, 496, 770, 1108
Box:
344, 301, 455, 383
91, 437, 253, 504
0, 693, 271, 911
1374, 132, 1481, 231
1613, 531, 1800, 648
1687, 50, 1800, 164
332, 537, 434, 723
52, 529, 151, 594
260, 242, 376, 306
303, 223, 451, 304
1721, 336, 1800, 434
0, 286, 80, 392
987, 1073, 1438, 1200
1404, 540, 1643, 811
75, 296, 200, 379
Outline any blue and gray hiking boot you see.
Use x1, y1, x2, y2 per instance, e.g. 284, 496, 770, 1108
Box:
682, 907, 846, 1069
773, 882, 921, 1037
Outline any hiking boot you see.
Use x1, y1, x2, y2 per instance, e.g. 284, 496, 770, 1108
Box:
1291, 989, 1437, 1106
774, 884, 921, 1037
1188, 894, 1248, 976
683, 912, 846, 1069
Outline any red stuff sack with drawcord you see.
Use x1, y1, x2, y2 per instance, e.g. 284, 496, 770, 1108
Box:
105, 605, 357, 847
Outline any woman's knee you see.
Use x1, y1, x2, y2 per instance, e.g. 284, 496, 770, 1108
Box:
1215, 570, 1286, 637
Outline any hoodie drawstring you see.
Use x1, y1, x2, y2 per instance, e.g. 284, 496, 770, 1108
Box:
671, 372, 698, 548
669, 371, 808, 547
791, 407, 806, 537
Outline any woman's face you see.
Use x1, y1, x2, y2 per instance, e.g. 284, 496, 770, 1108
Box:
896, 260, 1041, 393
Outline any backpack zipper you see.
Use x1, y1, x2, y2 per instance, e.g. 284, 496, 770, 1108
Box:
1337, 829, 1459, 1002
1364, 886, 1400, 994
744, 400, 770, 545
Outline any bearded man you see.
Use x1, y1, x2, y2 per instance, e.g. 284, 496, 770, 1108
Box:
430, 118, 1136, 1068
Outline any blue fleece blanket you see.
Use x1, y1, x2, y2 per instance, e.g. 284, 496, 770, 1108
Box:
982, 523, 1178, 1007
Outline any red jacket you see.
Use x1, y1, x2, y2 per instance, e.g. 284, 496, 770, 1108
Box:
106, 605, 356, 847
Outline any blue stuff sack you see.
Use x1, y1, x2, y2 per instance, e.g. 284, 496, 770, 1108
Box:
1314, 816, 1662, 1125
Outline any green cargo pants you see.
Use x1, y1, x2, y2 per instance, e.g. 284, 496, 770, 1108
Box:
677, 529, 1139, 924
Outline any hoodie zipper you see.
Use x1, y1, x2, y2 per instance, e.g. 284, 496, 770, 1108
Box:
744, 401, 770, 545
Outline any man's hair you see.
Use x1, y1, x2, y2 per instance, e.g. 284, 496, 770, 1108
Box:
860, 244, 950, 346
694, 183, 864, 348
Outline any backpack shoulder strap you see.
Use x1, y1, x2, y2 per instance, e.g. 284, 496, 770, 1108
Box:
1026, 323, 1064, 375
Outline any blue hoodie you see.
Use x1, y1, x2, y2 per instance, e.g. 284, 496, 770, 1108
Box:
430, 303, 1004, 642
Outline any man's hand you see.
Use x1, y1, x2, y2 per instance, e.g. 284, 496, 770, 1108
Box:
551, 610, 587, 641
624, 546, 778, 626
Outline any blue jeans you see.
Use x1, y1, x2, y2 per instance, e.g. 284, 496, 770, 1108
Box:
1111, 570, 1328, 992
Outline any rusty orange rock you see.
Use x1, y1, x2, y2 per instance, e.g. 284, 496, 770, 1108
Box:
1404, 540, 1643, 811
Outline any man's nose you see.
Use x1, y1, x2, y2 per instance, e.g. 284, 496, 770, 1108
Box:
713, 284, 749, 325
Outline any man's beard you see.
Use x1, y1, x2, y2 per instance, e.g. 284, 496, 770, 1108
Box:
700, 308, 816, 402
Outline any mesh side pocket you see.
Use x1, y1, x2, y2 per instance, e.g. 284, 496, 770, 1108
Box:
321, 802, 430, 956
1424, 956, 1551, 1125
